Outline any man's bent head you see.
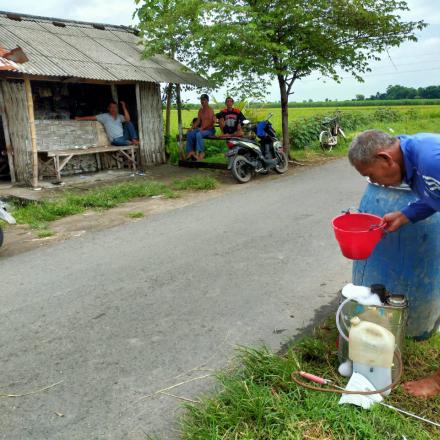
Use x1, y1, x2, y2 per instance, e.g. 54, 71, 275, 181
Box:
348, 129, 403, 186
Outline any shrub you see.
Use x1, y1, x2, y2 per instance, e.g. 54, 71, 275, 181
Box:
373, 107, 402, 122
288, 115, 323, 150
288, 108, 406, 150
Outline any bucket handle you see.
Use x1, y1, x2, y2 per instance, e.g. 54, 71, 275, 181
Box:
341, 207, 360, 214
369, 222, 389, 235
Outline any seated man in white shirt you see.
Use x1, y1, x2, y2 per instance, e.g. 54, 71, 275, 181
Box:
76, 101, 139, 146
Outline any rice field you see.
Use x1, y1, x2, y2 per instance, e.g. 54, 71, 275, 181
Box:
166, 105, 440, 137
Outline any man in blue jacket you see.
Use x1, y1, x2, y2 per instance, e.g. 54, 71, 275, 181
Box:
349, 129, 440, 398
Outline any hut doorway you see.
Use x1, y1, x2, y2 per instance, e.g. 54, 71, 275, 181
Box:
0, 115, 10, 181
116, 84, 138, 131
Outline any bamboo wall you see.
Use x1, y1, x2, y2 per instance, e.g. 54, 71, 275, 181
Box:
1, 80, 33, 184
137, 82, 166, 166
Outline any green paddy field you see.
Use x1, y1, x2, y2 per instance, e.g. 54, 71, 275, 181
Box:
166, 105, 440, 137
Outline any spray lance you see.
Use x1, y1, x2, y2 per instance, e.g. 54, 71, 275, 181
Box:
291, 370, 440, 429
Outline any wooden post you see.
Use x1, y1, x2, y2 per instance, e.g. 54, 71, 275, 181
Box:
111, 84, 118, 103
176, 83, 184, 159
24, 77, 38, 188
0, 83, 16, 182
165, 83, 173, 148
135, 83, 145, 168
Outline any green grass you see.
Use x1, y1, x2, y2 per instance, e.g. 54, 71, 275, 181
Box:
181, 320, 440, 439
172, 176, 219, 191
36, 229, 55, 238
13, 180, 176, 229
128, 211, 145, 219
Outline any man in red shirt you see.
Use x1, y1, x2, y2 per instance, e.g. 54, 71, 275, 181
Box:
216, 97, 246, 137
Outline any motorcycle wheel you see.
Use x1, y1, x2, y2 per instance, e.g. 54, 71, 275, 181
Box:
231, 155, 252, 183
274, 151, 288, 174
0, 227, 3, 248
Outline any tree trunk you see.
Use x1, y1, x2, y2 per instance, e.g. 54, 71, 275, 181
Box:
165, 83, 173, 148
277, 75, 290, 155
176, 83, 184, 159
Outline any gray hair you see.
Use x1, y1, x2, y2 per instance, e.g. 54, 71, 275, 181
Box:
348, 130, 397, 165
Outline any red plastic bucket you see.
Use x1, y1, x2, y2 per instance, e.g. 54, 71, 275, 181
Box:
332, 212, 385, 260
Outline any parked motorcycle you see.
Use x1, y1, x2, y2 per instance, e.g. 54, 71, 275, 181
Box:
0, 200, 16, 248
225, 114, 288, 183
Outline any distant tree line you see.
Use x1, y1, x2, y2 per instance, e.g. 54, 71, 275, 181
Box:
168, 84, 440, 109
365, 84, 440, 100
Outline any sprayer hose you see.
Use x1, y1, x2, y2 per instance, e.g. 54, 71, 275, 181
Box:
291, 349, 403, 395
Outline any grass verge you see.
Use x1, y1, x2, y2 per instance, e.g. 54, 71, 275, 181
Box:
181, 320, 440, 439
172, 176, 219, 191
128, 211, 145, 219
37, 229, 55, 238
13, 180, 176, 229
12, 176, 221, 229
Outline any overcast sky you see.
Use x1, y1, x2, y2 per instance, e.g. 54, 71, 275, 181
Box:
0, 0, 438, 103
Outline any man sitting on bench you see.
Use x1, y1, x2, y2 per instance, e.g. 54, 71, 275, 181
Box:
216, 97, 246, 138
75, 101, 140, 146
186, 94, 216, 161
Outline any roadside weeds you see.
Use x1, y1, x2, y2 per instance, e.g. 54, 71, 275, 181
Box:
180, 319, 440, 439
11, 176, 219, 230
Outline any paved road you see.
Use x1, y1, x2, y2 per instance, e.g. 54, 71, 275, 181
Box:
0, 159, 365, 439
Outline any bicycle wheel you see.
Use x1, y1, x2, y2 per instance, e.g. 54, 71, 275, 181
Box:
319, 130, 337, 151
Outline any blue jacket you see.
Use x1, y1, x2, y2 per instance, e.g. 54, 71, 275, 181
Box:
399, 133, 440, 222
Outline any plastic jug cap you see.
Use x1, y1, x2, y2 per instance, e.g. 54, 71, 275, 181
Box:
351, 316, 361, 326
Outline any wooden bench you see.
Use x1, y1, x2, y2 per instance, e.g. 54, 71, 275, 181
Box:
39, 144, 138, 181
36, 121, 139, 181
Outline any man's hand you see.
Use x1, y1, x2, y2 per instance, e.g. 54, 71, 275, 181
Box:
119, 101, 130, 121
383, 211, 410, 232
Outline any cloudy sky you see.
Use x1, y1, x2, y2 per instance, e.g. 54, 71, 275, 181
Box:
0, 0, 438, 103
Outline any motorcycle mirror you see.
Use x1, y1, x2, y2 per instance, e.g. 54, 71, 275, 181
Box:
266, 113, 273, 120
242, 119, 251, 125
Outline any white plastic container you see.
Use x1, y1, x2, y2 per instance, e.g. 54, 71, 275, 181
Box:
349, 317, 395, 395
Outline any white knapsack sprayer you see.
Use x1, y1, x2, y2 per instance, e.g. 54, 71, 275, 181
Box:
336, 284, 408, 395
291, 283, 440, 428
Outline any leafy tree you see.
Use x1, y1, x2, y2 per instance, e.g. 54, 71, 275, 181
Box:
385, 84, 417, 99
419, 85, 440, 99
135, 0, 202, 153
193, 0, 425, 151
356, 94, 365, 101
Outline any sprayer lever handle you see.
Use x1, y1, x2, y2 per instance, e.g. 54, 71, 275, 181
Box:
299, 371, 328, 385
